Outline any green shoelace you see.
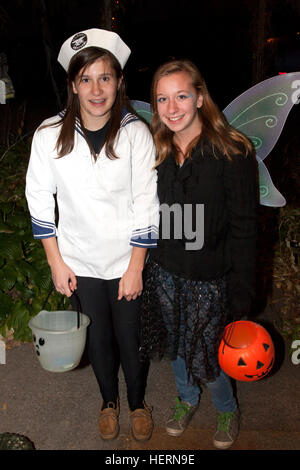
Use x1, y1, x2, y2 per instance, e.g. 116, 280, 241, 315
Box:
173, 397, 191, 422
217, 411, 235, 432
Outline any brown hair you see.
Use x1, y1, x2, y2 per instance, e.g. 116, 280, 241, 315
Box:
150, 59, 254, 166
41, 47, 135, 160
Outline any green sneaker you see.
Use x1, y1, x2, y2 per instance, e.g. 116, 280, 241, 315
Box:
166, 397, 198, 437
213, 410, 240, 449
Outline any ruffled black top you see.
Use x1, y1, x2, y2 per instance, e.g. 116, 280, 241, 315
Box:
149, 140, 258, 318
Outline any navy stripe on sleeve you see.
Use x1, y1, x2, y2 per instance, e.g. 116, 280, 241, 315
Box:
130, 225, 158, 248
31, 216, 56, 239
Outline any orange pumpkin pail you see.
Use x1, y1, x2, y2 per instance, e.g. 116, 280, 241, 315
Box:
218, 321, 275, 382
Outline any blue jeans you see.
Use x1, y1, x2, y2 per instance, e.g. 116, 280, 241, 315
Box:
172, 356, 237, 413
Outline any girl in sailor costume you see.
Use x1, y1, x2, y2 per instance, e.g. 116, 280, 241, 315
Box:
26, 29, 159, 442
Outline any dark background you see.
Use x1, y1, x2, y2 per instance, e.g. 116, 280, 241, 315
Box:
1, 0, 300, 131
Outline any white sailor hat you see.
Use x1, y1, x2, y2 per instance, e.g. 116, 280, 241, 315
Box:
57, 28, 131, 71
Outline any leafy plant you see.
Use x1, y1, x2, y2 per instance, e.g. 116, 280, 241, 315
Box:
0, 134, 298, 344
0, 139, 68, 342
0, 432, 35, 450
272, 205, 300, 342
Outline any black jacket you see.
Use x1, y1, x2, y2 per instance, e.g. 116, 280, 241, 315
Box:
150, 141, 258, 318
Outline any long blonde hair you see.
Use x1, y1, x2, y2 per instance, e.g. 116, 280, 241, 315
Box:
150, 59, 254, 166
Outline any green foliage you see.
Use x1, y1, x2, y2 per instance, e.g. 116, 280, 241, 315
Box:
272, 205, 300, 342
1, 136, 298, 344
0, 432, 35, 450
0, 140, 68, 342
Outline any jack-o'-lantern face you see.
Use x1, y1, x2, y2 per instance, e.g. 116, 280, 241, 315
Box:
218, 321, 275, 382
236, 343, 274, 380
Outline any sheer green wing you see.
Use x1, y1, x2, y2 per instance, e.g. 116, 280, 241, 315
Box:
131, 73, 300, 207
257, 158, 286, 207
131, 100, 153, 124
223, 72, 300, 206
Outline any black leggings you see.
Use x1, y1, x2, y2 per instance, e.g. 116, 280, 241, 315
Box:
70, 276, 149, 411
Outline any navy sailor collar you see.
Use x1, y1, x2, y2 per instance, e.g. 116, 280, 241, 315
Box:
57, 107, 139, 139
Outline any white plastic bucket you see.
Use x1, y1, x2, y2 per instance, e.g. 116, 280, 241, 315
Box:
28, 309, 90, 373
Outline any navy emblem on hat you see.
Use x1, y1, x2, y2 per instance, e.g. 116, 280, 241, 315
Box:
71, 33, 88, 51
58, 28, 131, 71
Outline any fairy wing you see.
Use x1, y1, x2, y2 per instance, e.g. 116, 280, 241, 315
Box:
131, 73, 300, 207
223, 71, 300, 207
130, 100, 153, 124
257, 158, 286, 207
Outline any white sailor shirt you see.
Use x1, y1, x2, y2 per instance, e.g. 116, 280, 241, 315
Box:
25, 110, 159, 280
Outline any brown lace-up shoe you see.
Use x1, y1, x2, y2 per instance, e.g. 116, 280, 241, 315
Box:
129, 402, 153, 441
98, 400, 119, 440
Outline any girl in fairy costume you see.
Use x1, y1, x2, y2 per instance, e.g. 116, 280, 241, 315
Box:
140, 59, 258, 449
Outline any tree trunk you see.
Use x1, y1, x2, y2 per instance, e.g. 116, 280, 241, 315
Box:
100, 0, 112, 30
252, 0, 267, 84
39, 0, 62, 109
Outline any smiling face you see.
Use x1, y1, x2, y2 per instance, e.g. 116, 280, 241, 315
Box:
156, 71, 203, 140
72, 57, 122, 130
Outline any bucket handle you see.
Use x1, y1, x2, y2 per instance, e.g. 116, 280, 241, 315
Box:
70, 289, 82, 330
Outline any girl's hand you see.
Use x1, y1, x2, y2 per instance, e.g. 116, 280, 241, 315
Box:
118, 246, 147, 301
41, 237, 76, 297
50, 259, 77, 297
118, 269, 143, 301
